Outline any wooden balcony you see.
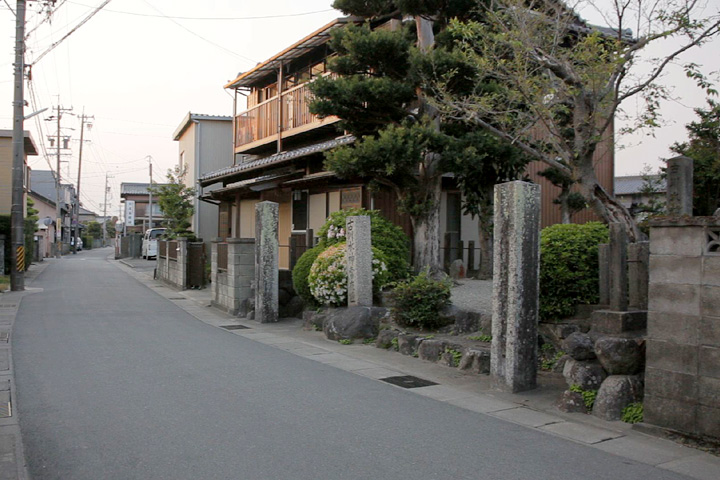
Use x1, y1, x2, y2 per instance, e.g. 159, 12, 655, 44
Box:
234, 77, 339, 153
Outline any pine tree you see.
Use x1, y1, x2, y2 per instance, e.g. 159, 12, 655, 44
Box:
150, 165, 196, 239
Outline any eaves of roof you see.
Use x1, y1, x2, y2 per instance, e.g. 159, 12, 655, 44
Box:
172, 112, 232, 141
199, 135, 355, 186
224, 16, 358, 89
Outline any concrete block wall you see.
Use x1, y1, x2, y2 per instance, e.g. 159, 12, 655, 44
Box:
645, 218, 720, 439
156, 239, 188, 290
211, 238, 254, 316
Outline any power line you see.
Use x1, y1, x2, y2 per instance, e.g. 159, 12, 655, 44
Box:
139, 0, 257, 64
29, 0, 113, 66
66, 1, 334, 21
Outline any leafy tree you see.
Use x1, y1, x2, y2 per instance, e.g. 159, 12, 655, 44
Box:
104, 219, 116, 238
149, 165, 196, 239
85, 221, 103, 239
430, 0, 720, 242
312, 0, 527, 273
538, 166, 587, 224
24, 197, 39, 268
671, 99, 720, 216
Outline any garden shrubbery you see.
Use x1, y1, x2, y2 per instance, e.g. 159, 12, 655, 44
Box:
539, 222, 609, 321
292, 244, 325, 305
390, 269, 452, 329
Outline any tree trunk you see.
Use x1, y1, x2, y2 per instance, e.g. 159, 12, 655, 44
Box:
559, 193, 571, 224
409, 174, 443, 276
477, 221, 493, 280
576, 161, 645, 242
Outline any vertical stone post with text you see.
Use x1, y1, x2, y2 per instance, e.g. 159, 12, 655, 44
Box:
255, 202, 279, 323
490, 181, 541, 393
665, 155, 694, 216
346, 216, 372, 307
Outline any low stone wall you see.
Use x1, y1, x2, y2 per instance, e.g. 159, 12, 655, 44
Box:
644, 217, 720, 440
211, 238, 254, 315
156, 239, 187, 290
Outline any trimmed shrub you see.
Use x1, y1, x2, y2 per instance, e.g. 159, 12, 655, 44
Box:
292, 244, 324, 305
390, 269, 452, 330
308, 242, 391, 307
540, 222, 609, 321
317, 208, 410, 282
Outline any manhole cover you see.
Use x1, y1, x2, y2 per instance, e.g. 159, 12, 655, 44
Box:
168, 297, 186, 300
220, 324, 250, 330
0, 304, 16, 308
379, 375, 438, 389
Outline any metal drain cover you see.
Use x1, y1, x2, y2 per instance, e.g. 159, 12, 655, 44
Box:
0, 304, 16, 308
168, 297, 186, 300
0, 391, 10, 418
220, 324, 250, 330
379, 375, 438, 389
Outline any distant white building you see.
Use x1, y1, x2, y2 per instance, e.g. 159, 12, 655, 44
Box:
614, 175, 666, 216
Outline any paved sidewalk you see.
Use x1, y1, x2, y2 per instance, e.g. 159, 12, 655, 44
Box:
0, 257, 53, 480
113, 255, 720, 480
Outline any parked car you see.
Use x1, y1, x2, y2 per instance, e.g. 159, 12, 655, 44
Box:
142, 228, 167, 259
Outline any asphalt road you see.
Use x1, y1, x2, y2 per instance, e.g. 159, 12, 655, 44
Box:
12, 249, 691, 480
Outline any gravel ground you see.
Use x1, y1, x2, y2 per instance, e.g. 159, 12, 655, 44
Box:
450, 278, 493, 315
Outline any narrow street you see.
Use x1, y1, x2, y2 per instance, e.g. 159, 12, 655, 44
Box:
11, 249, 696, 480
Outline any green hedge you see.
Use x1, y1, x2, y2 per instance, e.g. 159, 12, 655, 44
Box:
390, 269, 452, 330
292, 244, 324, 306
539, 222, 609, 321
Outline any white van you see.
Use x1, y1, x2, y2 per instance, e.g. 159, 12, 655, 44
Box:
142, 228, 167, 259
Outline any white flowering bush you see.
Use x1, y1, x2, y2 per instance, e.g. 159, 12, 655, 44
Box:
308, 242, 391, 307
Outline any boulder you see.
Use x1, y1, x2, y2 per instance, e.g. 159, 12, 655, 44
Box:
563, 358, 607, 390
594, 336, 644, 375
280, 296, 304, 319
418, 339, 446, 362
458, 348, 491, 374
593, 375, 644, 421
557, 390, 588, 413
397, 334, 421, 356
562, 332, 596, 361
552, 354, 571, 374
376, 329, 399, 349
323, 306, 379, 341
303, 309, 328, 331
278, 288, 292, 306
438, 305, 486, 334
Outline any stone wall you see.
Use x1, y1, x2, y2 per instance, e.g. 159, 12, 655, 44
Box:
211, 238, 254, 316
645, 217, 720, 439
156, 239, 187, 290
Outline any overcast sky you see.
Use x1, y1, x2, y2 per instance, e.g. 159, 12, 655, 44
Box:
1, 0, 718, 218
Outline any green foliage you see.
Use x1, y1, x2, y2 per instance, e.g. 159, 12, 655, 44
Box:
467, 334, 492, 342
292, 245, 325, 306
85, 221, 103, 239
569, 384, 598, 410
316, 207, 410, 282
540, 222, 609, 321
338, 339, 353, 345
541, 350, 566, 371
0, 216, 10, 274
445, 347, 463, 367
363, 337, 376, 345
621, 402, 644, 424
671, 99, 720, 216
390, 337, 399, 351
82, 236, 93, 250
390, 268, 452, 329
149, 164, 196, 239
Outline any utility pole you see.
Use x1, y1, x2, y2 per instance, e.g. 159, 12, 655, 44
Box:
102, 173, 109, 247
72, 111, 93, 254
10, 0, 28, 290
52, 104, 72, 257
147, 156, 153, 230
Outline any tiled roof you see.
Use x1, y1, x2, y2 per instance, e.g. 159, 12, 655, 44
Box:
614, 175, 666, 195
199, 135, 355, 186
120, 183, 170, 196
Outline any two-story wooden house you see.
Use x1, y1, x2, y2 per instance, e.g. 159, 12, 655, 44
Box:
199, 16, 614, 271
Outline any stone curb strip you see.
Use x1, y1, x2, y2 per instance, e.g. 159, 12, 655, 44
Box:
1, 260, 51, 480
111, 256, 720, 480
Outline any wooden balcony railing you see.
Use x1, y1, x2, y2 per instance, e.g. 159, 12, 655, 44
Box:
234, 75, 338, 150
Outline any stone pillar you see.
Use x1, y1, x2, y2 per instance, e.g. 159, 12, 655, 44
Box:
490, 181, 541, 393
628, 241, 649, 310
598, 243, 610, 305
666, 155, 694, 216
467, 240, 475, 272
346, 215, 372, 307
177, 237, 188, 289
255, 202, 279, 323
210, 239, 219, 305
609, 223, 628, 311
